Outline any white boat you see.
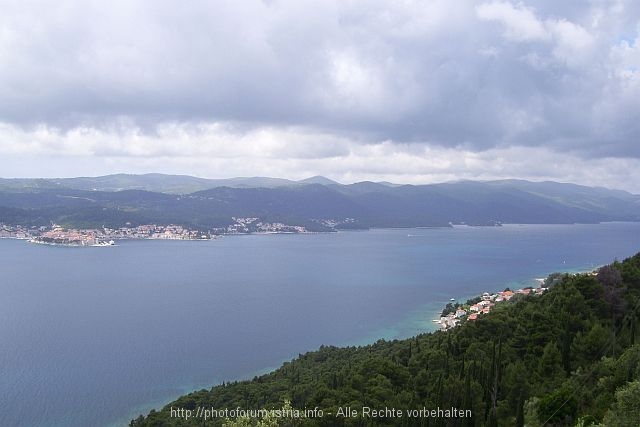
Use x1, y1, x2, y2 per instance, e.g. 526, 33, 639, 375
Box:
92, 240, 116, 247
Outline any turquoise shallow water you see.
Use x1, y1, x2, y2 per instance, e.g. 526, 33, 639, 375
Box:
1, 223, 639, 427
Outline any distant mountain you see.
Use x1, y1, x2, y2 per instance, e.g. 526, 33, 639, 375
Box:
0, 176, 638, 230
0, 174, 212, 193
376, 181, 402, 187
298, 176, 340, 185
482, 179, 640, 219
0, 174, 337, 193
202, 176, 298, 189
331, 181, 395, 195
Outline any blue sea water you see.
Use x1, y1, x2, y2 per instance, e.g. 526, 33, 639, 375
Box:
0, 223, 639, 427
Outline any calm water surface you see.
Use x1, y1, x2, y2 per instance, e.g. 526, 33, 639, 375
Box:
1, 223, 639, 426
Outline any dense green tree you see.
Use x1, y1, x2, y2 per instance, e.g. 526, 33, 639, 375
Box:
602, 380, 640, 427
537, 386, 577, 426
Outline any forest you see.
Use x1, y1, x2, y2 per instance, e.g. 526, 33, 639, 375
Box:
131, 252, 640, 426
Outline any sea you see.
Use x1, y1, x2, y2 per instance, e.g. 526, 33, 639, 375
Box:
1, 222, 639, 427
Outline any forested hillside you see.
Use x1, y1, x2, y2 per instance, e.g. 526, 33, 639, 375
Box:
1, 178, 639, 230
131, 252, 640, 426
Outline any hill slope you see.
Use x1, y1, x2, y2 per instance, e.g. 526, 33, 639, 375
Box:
0, 174, 306, 193
131, 252, 640, 426
0, 178, 638, 230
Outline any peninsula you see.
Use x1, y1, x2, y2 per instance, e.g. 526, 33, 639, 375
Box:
129, 252, 640, 426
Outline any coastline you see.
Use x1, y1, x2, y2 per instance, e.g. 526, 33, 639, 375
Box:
3, 224, 638, 427
124, 268, 600, 425
432, 266, 603, 330
122, 270, 593, 427
27, 238, 117, 247
123, 267, 601, 426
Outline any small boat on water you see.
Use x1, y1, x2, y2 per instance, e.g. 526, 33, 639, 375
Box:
92, 240, 116, 247
450, 298, 456, 301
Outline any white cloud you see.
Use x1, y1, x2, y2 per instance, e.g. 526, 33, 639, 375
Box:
0, 121, 355, 160
476, 1, 549, 41
547, 19, 595, 66
611, 29, 640, 82
477, 1, 595, 66
1, 121, 639, 193
0, 1, 639, 191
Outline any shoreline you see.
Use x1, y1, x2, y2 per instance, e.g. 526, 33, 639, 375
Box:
121, 269, 579, 425
2, 224, 633, 427
120, 254, 622, 426
122, 270, 587, 424
433, 267, 602, 330
27, 238, 117, 247
3, 221, 640, 246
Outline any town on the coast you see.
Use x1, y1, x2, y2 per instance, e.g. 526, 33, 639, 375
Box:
436, 285, 549, 330
0, 217, 309, 246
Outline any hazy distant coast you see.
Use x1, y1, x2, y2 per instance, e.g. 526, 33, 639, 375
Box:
1, 175, 639, 236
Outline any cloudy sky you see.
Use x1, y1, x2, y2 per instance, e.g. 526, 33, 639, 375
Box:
1, 0, 640, 192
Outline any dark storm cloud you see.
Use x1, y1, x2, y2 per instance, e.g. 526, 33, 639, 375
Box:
1, 0, 639, 159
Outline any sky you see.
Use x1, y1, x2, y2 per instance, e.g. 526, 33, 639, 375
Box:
1, 0, 640, 192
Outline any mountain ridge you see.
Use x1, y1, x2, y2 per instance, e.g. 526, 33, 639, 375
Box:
0, 175, 638, 230
2, 173, 638, 197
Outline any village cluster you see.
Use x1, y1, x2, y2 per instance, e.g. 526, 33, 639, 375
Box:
39, 224, 214, 245
437, 286, 548, 330
0, 217, 311, 246
225, 217, 307, 234
0, 224, 36, 239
